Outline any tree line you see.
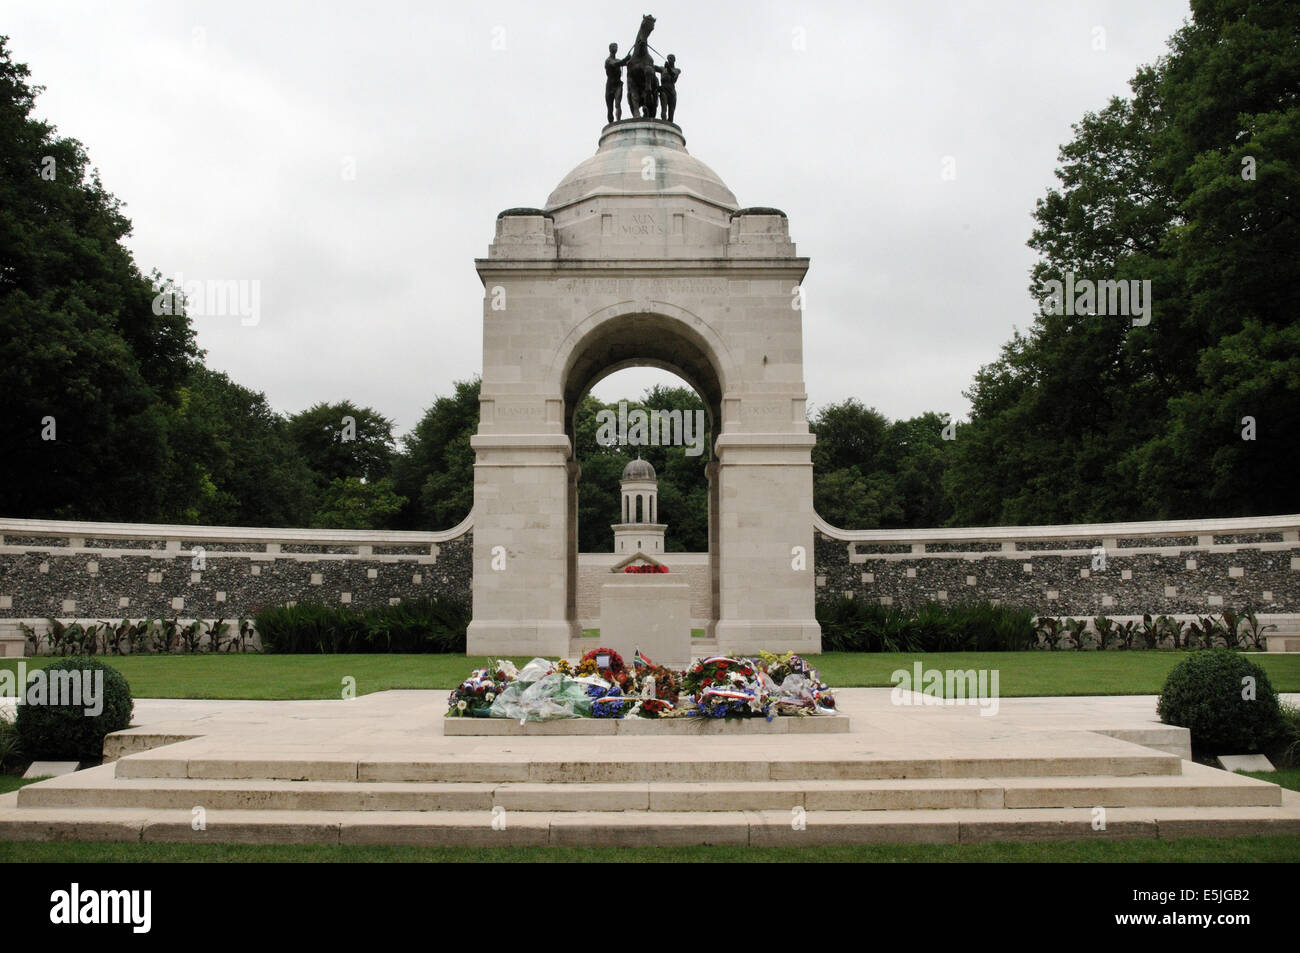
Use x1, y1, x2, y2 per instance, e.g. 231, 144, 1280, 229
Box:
1, 1, 1295, 541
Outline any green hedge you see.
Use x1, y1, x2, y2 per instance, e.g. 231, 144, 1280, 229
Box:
0, 709, 21, 770
254, 598, 469, 654
14, 656, 134, 762
816, 598, 1037, 652
1157, 649, 1285, 757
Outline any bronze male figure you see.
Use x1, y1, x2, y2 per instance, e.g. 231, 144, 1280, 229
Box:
655, 54, 679, 123
604, 42, 630, 124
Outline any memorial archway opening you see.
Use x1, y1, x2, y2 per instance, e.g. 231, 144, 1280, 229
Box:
560, 314, 725, 640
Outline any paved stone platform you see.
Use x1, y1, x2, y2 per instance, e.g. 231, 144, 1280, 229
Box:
442, 713, 850, 735
1, 690, 1297, 847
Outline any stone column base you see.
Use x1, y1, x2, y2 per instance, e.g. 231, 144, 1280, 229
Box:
467, 619, 578, 659
713, 619, 822, 657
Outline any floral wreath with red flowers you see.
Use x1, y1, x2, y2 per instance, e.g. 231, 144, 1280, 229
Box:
446, 664, 512, 717
679, 656, 756, 699
579, 646, 631, 687
637, 698, 675, 717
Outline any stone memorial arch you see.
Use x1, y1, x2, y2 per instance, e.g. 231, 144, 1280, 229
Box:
468, 120, 821, 658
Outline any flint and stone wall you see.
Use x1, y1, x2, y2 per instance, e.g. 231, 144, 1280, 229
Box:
814, 514, 1300, 646
0, 517, 473, 656
3, 513, 1298, 656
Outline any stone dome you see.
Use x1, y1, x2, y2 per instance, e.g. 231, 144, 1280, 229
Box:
621, 457, 656, 482
544, 120, 738, 214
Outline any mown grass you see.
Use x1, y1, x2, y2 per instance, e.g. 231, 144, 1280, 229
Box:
1240, 768, 1300, 792
813, 651, 1300, 697
0, 775, 44, 795
0, 835, 1296, 863
2, 651, 1297, 700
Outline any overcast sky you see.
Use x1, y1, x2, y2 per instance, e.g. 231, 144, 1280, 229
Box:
7, 0, 1192, 437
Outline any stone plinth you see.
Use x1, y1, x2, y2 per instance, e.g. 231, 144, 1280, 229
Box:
443, 715, 848, 735
0, 623, 25, 658
599, 575, 691, 669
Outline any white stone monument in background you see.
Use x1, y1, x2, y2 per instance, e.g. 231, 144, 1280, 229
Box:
601, 457, 689, 668
612, 457, 666, 556
468, 117, 820, 659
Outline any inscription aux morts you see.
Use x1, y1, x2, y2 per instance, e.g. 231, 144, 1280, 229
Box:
620, 212, 663, 236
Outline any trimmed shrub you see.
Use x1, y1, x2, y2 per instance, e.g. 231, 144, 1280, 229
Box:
1274, 701, 1300, 768
255, 598, 470, 654
1157, 650, 1284, 757
816, 598, 1036, 652
15, 656, 134, 762
0, 709, 21, 771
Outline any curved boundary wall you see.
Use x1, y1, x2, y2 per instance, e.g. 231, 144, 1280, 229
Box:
2, 512, 1297, 655
815, 514, 1300, 650
0, 516, 473, 656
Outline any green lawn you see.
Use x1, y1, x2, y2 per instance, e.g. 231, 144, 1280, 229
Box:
1241, 768, 1300, 791
0, 775, 44, 795
0, 835, 1296, 863
813, 651, 1300, 697
3, 651, 1298, 700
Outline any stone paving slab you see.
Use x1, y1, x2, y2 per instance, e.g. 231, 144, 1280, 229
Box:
1217, 753, 1275, 772
443, 713, 850, 735
2, 797, 1298, 847
89, 688, 1228, 765
18, 766, 1280, 813
104, 728, 1183, 785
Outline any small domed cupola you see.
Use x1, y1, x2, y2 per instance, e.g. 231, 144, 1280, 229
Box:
612, 456, 667, 555
621, 457, 656, 482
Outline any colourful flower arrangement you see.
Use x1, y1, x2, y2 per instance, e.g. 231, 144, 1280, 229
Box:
623, 564, 670, 573
579, 646, 631, 688
638, 698, 675, 716
632, 650, 681, 703
445, 660, 514, 717
445, 651, 835, 721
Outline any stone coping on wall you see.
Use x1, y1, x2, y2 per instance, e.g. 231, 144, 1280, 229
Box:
814, 512, 1299, 544
0, 513, 474, 546
0, 513, 475, 560
816, 513, 1299, 561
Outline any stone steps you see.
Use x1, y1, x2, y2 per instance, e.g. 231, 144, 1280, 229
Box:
3, 801, 1299, 847
111, 748, 1185, 783
16, 762, 1281, 813
4, 689, 1298, 847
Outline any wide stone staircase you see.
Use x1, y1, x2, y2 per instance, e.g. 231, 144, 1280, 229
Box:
3, 729, 1298, 846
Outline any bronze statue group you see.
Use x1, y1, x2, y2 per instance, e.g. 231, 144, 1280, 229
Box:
605, 14, 680, 124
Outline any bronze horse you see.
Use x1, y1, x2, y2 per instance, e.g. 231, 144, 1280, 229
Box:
627, 14, 657, 119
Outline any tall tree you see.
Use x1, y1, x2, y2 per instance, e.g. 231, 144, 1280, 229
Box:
809, 400, 952, 529
0, 37, 198, 520
945, 0, 1299, 524
390, 377, 480, 530
161, 367, 316, 526
286, 401, 397, 490
311, 477, 406, 530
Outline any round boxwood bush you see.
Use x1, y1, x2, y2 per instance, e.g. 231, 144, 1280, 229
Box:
1157, 649, 1283, 757
15, 656, 133, 762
